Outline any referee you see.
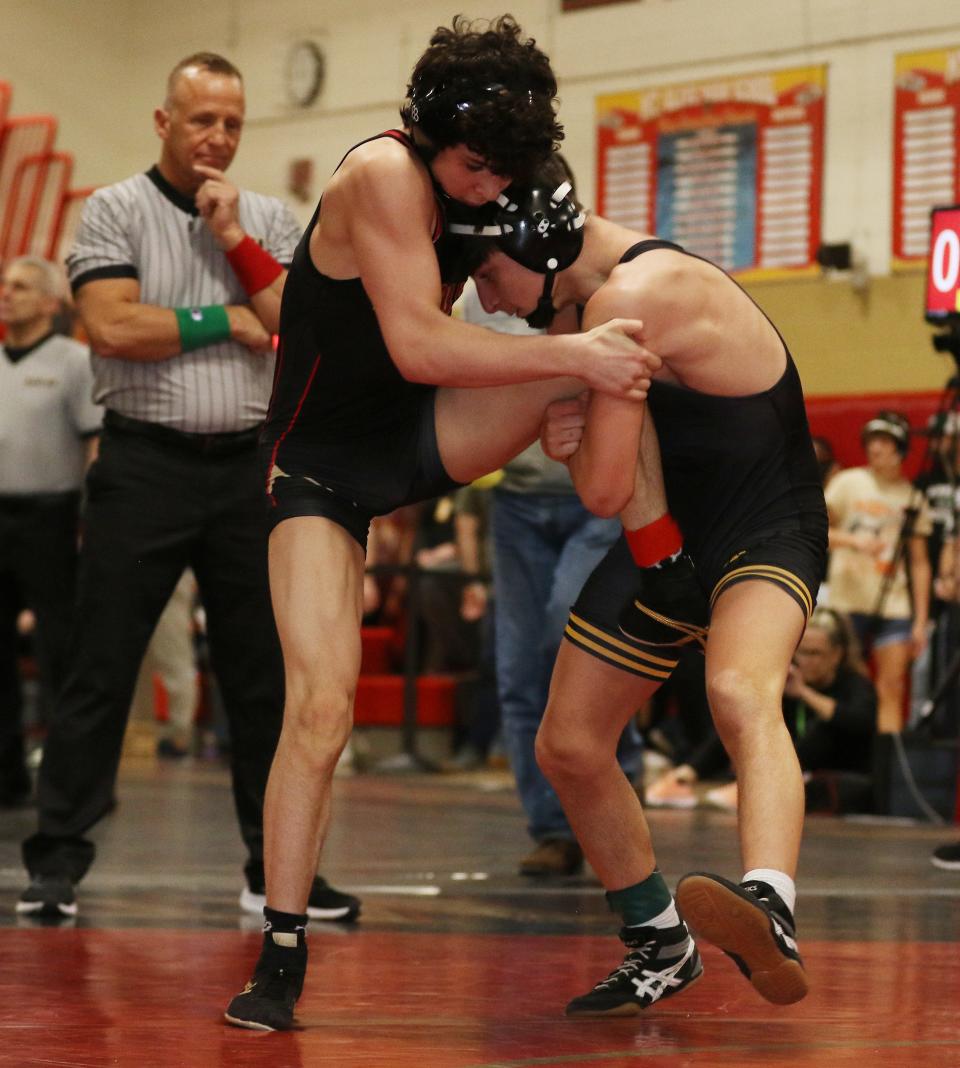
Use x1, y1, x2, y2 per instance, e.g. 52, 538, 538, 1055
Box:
18, 53, 360, 924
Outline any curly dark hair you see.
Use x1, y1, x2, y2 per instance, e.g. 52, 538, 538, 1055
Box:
400, 15, 563, 181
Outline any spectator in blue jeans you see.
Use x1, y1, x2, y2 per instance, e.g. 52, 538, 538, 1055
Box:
460, 280, 642, 876
492, 452, 643, 875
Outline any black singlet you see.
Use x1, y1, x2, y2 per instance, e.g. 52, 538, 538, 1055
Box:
622, 239, 828, 570
261, 130, 467, 508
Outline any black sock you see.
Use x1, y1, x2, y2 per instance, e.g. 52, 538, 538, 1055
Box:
260, 907, 308, 983
263, 905, 307, 938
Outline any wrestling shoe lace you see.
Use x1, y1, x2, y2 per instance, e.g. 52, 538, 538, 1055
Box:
566, 922, 702, 1016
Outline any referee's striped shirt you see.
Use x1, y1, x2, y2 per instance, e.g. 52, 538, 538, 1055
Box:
66, 166, 302, 434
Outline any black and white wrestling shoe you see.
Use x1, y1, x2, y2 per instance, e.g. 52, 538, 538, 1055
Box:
676, 872, 808, 1005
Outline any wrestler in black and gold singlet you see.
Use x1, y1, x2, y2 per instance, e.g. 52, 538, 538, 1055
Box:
564, 240, 828, 682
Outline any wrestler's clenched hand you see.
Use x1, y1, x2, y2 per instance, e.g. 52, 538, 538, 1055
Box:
575, 318, 661, 399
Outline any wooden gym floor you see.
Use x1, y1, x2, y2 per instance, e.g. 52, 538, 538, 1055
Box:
0, 755, 957, 1067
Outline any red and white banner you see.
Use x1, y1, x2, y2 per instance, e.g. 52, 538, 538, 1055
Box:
596, 66, 825, 281
893, 46, 960, 269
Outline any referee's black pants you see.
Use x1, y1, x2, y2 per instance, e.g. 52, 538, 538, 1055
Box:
22, 421, 283, 883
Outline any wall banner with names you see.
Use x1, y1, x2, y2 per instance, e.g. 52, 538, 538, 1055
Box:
596, 66, 825, 281
893, 46, 960, 270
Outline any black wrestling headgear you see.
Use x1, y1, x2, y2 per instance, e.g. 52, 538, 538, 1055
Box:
450, 179, 585, 327
409, 82, 506, 144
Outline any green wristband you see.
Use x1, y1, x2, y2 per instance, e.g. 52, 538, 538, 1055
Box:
174, 305, 231, 352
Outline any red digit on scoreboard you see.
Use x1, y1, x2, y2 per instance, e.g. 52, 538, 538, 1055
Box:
926, 206, 960, 321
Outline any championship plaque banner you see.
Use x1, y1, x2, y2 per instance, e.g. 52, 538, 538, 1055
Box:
893, 46, 960, 270
596, 66, 826, 281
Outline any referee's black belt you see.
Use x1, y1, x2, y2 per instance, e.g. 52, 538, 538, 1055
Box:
104, 411, 262, 456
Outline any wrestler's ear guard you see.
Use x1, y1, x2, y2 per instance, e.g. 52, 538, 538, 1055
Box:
449, 180, 585, 328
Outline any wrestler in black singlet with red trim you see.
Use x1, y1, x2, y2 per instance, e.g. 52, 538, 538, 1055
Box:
261, 131, 468, 547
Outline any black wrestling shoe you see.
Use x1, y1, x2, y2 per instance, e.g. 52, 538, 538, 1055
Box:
16, 874, 78, 919
224, 930, 308, 1032
618, 554, 709, 652
240, 874, 361, 923
566, 922, 702, 1016
676, 872, 808, 1004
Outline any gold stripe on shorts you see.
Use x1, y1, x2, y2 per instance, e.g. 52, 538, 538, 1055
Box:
564, 612, 678, 680
625, 600, 709, 649
710, 564, 814, 618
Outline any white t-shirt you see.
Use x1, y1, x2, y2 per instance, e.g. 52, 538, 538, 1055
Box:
0, 333, 102, 494
825, 465, 931, 619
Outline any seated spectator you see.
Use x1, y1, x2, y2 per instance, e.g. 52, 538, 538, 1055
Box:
643, 722, 729, 810
643, 655, 724, 808
646, 607, 877, 814
784, 606, 878, 813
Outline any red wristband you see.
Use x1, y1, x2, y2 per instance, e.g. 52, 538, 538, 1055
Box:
625, 514, 683, 568
225, 235, 284, 296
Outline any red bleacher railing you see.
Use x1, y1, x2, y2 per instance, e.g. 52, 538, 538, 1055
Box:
359, 562, 465, 771
5, 151, 73, 259
0, 114, 57, 258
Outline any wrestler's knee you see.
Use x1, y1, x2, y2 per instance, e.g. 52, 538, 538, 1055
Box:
282, 678, 355, 770
535, 707, 606, 784
706, 667, 781, 743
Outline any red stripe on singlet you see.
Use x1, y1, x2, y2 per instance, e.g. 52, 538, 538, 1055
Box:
266, 347, 323, 504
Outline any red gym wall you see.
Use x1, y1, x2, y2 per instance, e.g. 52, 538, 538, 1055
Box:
807, 391, 941, 478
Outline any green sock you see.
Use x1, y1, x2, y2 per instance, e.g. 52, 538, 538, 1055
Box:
606, 870, 673, 927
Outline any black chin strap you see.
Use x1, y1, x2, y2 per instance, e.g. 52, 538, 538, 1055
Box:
524, 271, 557, 329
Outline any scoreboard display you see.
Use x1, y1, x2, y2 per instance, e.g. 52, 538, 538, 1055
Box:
926, 206, 960, 323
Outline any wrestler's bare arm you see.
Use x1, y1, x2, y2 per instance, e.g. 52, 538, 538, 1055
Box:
552, 249, 786, 524
564, 286, 649, 516
544, 269, 682, 520
331, 144, 655, 396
